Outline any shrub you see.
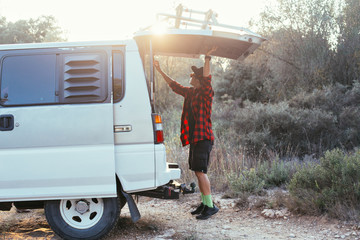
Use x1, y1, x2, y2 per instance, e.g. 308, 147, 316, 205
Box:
288, 148, 360, 220
231, 101, 338, 156
257, 157, 298, 188
228, 168, 265, 196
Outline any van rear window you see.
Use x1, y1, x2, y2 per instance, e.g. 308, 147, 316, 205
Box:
112, 51, 124, 102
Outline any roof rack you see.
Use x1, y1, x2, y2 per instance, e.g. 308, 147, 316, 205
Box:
142, 4, 262, 38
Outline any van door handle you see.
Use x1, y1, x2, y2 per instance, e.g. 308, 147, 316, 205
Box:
114, 125, 132, 133
0, 114, 14, 131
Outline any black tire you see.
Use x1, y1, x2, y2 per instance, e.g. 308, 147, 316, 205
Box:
45, 197, 120, 240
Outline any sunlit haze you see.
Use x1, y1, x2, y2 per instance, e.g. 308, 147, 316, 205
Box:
0, 0, 269, 41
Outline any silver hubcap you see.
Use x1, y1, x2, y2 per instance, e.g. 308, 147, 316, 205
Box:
60, 198, 104, 229
75, 200, 89, 214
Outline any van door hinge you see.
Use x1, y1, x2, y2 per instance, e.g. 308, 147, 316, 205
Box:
114, 125, 132, 133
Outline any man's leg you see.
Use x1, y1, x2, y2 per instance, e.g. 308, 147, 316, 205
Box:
194, 171, 218, 219
189, 144, 206, 215
189, 140, 218, 219
195, 171, 213, 207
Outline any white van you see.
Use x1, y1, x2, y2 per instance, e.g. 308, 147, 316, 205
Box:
0, 7, 265, 240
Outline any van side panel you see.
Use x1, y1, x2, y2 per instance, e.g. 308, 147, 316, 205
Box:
114, 49, 155, 192
0, 47, 117, 201
0, 104, 117, 201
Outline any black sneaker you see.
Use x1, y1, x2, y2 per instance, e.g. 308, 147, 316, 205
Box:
196, 204, 219, 220
191, 203, 205, 215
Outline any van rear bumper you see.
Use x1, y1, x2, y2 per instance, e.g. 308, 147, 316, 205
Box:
167, 162, 181, 179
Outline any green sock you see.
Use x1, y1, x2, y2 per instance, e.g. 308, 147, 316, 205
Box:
201, 192, 205, 204
203, 194, 214, 208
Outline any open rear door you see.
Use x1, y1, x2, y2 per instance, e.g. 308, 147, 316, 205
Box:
134, 4, 265, 60
134, 28, 265, 61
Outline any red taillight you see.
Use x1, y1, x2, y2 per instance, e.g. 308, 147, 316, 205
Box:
152, 114, 164, 144
156, 131, 164, 143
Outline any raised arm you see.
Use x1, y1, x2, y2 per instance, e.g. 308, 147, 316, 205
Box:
203, 46, 217, 77
154, 60, 173, 85
154, 60, 190, 97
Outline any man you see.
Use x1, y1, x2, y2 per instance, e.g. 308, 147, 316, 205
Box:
154, 48, 218, 220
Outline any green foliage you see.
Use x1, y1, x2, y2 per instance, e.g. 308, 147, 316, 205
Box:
257, 157, 297, 188
211, 81, 360, 157
228, 168, 265, 196
0, 15, 65, 44
223, 101, 338, 156
288, 149, 360, 220
227, 157, 298, 196
290, 82, 360, 150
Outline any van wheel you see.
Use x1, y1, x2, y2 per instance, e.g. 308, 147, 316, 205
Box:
45, 197, 120, 240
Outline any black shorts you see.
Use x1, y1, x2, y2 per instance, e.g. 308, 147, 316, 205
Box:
188, 140, 213, 173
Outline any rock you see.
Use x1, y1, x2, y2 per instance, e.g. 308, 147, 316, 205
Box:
162, 229, 176, 237
154, 229, 176, 240
222, 225, 231, 230
261, 208, 289, 219
261, 209, 275, 218
289, 233, 296, 238
275, 211, 284, 218
321, 229, 329, 235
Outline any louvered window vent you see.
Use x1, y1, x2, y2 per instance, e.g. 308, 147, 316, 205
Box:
61, 53, 107, 103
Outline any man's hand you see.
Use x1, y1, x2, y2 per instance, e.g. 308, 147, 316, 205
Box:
206, 46, 218, 56
203, 47, 217, 77
153, 60, 173, 84
154, 60, 161, 72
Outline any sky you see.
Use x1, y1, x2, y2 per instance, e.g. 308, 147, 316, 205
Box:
0, 0, 269, 41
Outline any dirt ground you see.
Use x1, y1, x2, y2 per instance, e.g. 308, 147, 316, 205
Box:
1, 193, 359, 240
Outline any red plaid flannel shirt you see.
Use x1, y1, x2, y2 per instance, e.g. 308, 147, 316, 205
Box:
168, 75, 215, 146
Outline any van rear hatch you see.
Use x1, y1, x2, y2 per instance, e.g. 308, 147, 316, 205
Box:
134, 28, 265, 61
134, 27, 265, 109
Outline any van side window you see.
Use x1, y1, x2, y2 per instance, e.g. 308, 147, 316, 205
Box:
1, 54, 57, 105
112, 51, 124, 102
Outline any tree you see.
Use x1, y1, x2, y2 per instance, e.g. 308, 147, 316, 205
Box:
215, 0, 339, 103
333, 0, 360, 85
0, 15, 66, 44
260, 0, 337, 94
